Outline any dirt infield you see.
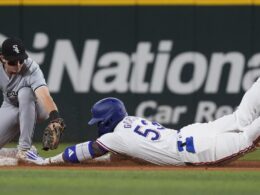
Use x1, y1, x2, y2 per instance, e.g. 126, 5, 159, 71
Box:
1, 160, 260, 171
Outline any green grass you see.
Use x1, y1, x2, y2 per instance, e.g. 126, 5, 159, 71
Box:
240, 148, 260, 161
1, 143, 260, 195
0, 169, 260, 195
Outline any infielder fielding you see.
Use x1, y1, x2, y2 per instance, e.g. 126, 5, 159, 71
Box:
27, 77, 260, 166
0, 37, 65, 162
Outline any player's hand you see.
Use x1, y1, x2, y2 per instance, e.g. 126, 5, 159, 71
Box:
25, 150, 49, 165
42, 118, 66, 151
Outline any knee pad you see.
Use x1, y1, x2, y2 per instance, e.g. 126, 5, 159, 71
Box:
63, 141, 94, 163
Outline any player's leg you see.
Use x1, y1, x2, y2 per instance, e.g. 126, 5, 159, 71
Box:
181, 112, 239, 136
241, 116, 260, 145
195, 77, 260, 135
214, 116, 260, 164
182, 77, 260, 134
213, 132, 254, 165
0, 102, 20, 149
234, 77, 260, 128
17, 87, 37, 150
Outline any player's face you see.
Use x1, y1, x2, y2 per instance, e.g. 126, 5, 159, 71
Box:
3, 59, 24, 75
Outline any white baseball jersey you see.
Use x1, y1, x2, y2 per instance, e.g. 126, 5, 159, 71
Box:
97, 116, 185, 166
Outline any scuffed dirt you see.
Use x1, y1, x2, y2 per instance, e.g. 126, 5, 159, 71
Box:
0, 160, 260, 171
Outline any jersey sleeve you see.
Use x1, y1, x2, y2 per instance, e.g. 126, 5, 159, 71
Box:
29, 66, 47, 91
96, 133, 128, 154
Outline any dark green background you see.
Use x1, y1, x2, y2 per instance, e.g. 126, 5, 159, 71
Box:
0, 6, 259, 142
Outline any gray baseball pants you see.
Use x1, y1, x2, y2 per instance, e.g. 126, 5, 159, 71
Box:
0, 87, 48, 150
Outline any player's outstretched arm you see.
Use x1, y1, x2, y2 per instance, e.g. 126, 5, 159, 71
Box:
35, 86, 66, 151
35, 86, 58, 114
26, 141, 108, 165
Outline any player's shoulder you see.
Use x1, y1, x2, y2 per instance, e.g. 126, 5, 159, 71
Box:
23, 58, 41, 73
117, 116, 141, 127
113, 116, 145, 132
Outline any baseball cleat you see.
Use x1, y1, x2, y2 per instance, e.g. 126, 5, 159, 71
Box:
16, 145, 39, 163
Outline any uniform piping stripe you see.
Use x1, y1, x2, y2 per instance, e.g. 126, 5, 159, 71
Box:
253, 136, 260, 145
88, 141, 95, 158
33, 84, 47, 92
96, 140, 119, 154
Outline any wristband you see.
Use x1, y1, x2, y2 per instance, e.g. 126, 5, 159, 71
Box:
63, 141, 94, 163
49, 110, 60, 120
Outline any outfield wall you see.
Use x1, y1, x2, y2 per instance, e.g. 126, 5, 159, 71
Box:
0, 0, 260, 141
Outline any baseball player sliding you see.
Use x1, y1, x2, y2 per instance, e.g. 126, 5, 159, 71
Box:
0, 37, 65, 162
28, 78, 260, 166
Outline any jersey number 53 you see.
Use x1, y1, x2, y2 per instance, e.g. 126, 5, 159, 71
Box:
133, 120, 165, 141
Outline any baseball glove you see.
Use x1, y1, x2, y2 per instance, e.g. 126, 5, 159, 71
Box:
42, 118, 65, 151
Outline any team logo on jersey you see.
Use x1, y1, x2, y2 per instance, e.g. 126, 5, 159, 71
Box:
12, 45, 20, 54
7, 91, 18, 98
68, 148, 74, 157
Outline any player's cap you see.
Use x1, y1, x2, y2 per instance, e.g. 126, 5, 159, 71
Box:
88, 97, 128, 136
88, 117, 102, 125
1, 37, 28, 61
